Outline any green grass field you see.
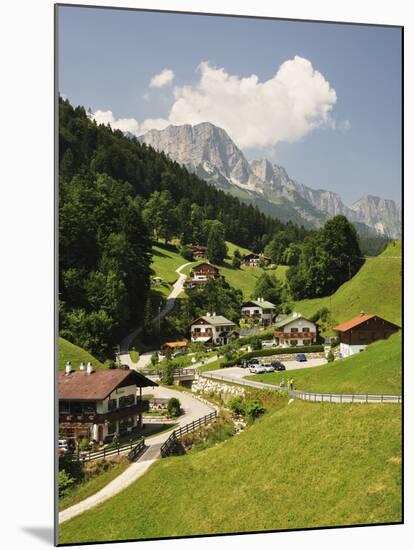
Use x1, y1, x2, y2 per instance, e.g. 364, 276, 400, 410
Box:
59, 458, 130, 511
248, 331, 402, 395
59, 398, 402, 544
150, 243, 194, 297
58, 337, 105, 371
294, 241, 402, 333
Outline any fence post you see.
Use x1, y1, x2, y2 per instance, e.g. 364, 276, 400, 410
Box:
366, 394, 368, 403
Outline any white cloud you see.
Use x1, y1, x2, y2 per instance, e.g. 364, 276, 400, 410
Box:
90, 110, 141, 135
91, 56, 340, 148
149, 68, 175, 88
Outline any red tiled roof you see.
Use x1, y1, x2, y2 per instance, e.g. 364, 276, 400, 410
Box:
59, 369, 156, 401
334, 314, 375, 332
162, 341, 188, 348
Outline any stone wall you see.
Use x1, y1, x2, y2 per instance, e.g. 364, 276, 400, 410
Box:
191, 375, 246, 402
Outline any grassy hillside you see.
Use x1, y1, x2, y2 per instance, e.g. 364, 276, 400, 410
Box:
58, 337, 105, 371
295, 241, 402, 333
150, 243, 193, 297
249, 331, 402, 395
59, 399, 402, 544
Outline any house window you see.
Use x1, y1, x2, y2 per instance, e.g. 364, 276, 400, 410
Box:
83, 402, 96, 414
127, 417, 134, 429
303, 339, 311, 346
290, 328, 299, 333
118, 419, 128, 434
302, 327, 310, 333
119, 394, 135, 408
290, 340, 298, 346
108, 398, 117, 411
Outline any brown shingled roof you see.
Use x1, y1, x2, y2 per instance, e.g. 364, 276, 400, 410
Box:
334, 314, 375, 332
59, 369, 157, 401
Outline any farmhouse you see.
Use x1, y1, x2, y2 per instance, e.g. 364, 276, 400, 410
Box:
241, 252, 272, 267
58, 364, 157, 444
184, 262, 221, 289
190, 244, 207, 258
190, 313, 237, 345
273, 312, 318, 347
241, 298, 277, 326
334, 312, 400, 357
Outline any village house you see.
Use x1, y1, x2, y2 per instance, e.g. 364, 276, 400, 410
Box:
334, 312, 400, 357
241, 252, 272, 267
273, 312, 318, 347
190, 244, 208, 258
241, 298, 277, 326
190, 313, 237, 345
184, 262, 221, 289
161, 341, 189, 355
58, 364, 157, 444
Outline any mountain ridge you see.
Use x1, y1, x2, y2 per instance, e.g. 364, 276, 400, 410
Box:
139, 122, 401, 238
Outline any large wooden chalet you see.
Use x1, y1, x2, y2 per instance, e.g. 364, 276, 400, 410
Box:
190, 244, 208, 258
58, 365, 157, 444
241, 252, 272, 267
184, 262, 221, 289
334, 313, 400, 357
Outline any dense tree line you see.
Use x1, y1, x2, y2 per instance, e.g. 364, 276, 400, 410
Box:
286, 215, 364, 299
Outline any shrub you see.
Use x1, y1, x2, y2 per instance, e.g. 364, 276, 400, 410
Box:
150, 352, 159, 366
167, 397, 181, 417
244, 399, 266, 421
59, 470, 75, 497
179, 245, 194, 261
231, 256, 241, 268
162, 360, 174, 385
327, 350, 335, 362
79, 438, 91, 452
105, 359, 117, 369
228, 395, 245, 416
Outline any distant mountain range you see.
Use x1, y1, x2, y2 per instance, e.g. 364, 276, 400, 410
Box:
138, 122, 401, 239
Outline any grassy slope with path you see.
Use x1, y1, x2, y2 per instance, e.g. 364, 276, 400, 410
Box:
294, 241, 402, 333
59, 458, 130, 511
150, 243, 191, 297
247, 331, 402, 395
58, 337, 105, 371
59, 399, 401, 543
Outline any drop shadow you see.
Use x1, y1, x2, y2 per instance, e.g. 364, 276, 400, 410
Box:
21, 526, 54, 544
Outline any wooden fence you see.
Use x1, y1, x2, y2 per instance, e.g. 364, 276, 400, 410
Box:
160, 411, 218, 458
290, 389, 402, 404
70, 436, 146, 463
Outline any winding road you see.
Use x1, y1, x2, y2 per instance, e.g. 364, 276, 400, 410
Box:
119, 261, 193, 369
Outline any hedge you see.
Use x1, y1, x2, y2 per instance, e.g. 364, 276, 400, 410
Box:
222, 345, 324, 368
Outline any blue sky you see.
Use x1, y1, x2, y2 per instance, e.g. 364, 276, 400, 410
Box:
58, 6, 402, 205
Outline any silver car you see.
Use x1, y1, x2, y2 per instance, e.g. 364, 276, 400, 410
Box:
249, 364, 266, 374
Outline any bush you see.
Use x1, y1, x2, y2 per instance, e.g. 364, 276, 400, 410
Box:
327, 350, 335, 362
231, 256, 241, 269
79, 438, 91, 452
105, 359, 117, 369
228, 396, 265, 422
179, 245, 194, 261
167, 397, 181, 417
150, 352, 159, 366
59, 470, 75, 497
162, 360, 174, 385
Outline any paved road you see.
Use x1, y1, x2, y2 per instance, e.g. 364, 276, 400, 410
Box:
119, 261, 193, 366
202, 368, 402, 404
59, 385, 215, 524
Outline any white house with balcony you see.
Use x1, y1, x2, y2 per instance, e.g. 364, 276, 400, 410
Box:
273, 312, 318, 347
58, 365, 157, 444
190, 313, 237, 345
241, 298, 277, 326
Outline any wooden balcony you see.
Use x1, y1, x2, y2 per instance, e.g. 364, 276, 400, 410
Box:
273, 332, 316, 339
59, 400, 150, 424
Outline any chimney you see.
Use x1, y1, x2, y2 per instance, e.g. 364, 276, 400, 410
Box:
79, 362, 85, 371
360, 310, 365, 316
86, 362, 94, 375
213, 312, 216, 317
65, 362, 73, 375
206, 312, 211, 317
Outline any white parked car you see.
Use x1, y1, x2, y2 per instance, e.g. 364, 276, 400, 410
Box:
262, 364, 275, 372
249, 364, 266, 374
